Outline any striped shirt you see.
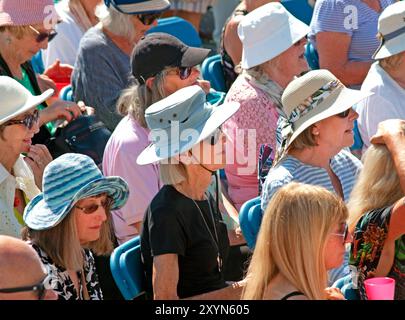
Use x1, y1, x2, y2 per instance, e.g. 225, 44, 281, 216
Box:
261, 149, 362, 212
170, 0, 214, 13
309, 0, 395, 63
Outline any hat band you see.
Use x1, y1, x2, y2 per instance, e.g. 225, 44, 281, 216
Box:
288, 79, 344, 124
382, 25, 405, 43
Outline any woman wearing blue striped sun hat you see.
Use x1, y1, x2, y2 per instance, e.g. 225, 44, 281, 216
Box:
22, 153, 129, 300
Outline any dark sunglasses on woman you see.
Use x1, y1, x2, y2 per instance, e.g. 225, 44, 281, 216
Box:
75, 197, 113, 214
4, 109, 40, 130
336, 108, 352, 118
137, 12, 162, 25
29, 25, 57, 43
0, 274, 50, 300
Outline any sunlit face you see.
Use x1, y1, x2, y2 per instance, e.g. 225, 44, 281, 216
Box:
162, 66, 201, 96
324, 221, 352, 270
313, 108, 358, 152
132, 15, 158, 43
0, 107, 40, 155
73, 193, 110, 244
274, 37, 308, 80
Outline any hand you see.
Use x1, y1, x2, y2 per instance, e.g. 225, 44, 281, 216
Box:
196, 79, 211, 94
43, 59, 74, 82
39, 100, 85, 125
325, 287, 345, 300
370, 119, 405, 145
24, 144, 53, 189
36, 74, 57, 93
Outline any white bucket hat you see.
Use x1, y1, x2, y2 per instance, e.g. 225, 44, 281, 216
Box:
238, 2, 310, 69
279, 70, 373, 151
137, 85, 240, 165
373, 1, 405, 60
0, 76, 53, 126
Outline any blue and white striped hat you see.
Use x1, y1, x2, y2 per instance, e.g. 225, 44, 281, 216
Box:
104, 0, 170, 14
23, 153, 129, 230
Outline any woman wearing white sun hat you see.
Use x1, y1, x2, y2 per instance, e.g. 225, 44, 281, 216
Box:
356, 1, 405, 151
223, 2, 310, 210
260, 69, 372, 285
137, 85, 245, 299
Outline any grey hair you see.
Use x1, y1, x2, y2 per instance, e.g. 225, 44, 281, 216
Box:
95, 3, 136, 41
116, 68, 172, 128
159, 161, 187, 185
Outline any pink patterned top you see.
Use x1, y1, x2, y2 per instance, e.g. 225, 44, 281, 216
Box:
223, 75, 279, 210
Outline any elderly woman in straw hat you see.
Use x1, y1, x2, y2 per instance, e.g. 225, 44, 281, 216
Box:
0, 76, 54, 239
22, 153, 129, 300
243, 182, 349, 300
223, 2, 310, 210
72, 0, 171, 131
0, 0, 86, 145
356, 1, 405, 151
137, 85, 245, 299
261, 69, 372, 284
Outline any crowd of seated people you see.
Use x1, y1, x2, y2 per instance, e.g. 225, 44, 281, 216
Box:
0, 0, 404, 301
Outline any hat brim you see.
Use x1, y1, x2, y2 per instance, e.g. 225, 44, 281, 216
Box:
23, 176, 129, 231
372, 34, 405, 59
0, 88, 53, 126
181, 46, 211, 67
241, 16, 310, 69
137, 101, 240, 165
285, 88, 373, 149
112, 0, 171, 14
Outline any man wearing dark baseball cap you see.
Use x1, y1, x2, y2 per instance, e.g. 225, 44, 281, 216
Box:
132, 32, 211, 84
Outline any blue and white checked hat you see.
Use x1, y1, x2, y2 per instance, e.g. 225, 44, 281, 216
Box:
23, 153, 129, 230
104, 0, 170, 14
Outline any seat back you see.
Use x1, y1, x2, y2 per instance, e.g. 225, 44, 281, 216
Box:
147, 17, 202, 47
201, 54, 226, 93
239, 197, 262, 249
110, 236, 145, 300
280, 0, 314, 25
59, 84, 74, 101
304, 42, 320, 70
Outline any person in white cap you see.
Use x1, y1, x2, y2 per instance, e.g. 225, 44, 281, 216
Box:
260, 69, 372, 285
356, 1, 405, 151
223, 2, 310, 211
138, 85, 245, 299
0, 76, 53, 239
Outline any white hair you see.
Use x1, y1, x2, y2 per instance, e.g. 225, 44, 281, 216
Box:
95, 3, 136, 41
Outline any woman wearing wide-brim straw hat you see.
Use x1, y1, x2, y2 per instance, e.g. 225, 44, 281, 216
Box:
137, 85, 245, 299
260, 69, 372, 285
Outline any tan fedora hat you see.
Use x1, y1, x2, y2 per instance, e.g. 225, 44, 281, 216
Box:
280, 70, 373, 150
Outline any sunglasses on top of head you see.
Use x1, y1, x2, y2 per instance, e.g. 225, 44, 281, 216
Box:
29, 25, 57, 43
137, 12, 162, 25
4, 109, 40, 130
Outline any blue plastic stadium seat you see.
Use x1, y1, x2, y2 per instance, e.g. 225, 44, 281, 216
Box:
351, 120, 363, 151
304, 42, 320, 70
201, 54, 227, 93
110, 236, 145, 300
239, 197, 262, 249
147, 16, 202, 48
332, 274, 360, 300
59, 84, 73, 101
31, 50, 45, 74
281, 0, 314, 25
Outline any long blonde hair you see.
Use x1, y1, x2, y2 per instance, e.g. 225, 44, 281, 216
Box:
242, 182, 348, 300
347, 145, 402, 231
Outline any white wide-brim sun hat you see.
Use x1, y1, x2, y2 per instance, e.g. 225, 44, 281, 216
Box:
137, 85, 240, 165
238, 2, 310, 69
0, 76, 53, 125
373, 1, 405, 60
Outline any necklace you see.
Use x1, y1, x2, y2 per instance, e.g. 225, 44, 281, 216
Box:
192, 195, 223, 273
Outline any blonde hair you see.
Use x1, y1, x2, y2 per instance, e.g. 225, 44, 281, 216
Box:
0, 25, 31, 39
347, 145, 402, 231
116, 69, 169, 127
242, 182, 348, 300
22, 197, 114, 271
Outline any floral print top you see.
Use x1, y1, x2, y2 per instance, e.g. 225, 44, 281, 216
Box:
30, 243, 103, 300
349, 206, 405, 300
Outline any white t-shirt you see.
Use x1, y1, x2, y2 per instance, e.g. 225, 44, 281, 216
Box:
357, 62, 405, 150
42, 0, 85, 67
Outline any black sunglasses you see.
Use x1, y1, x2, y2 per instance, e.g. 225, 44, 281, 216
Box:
75, 196, 113, 214
29, 25, 57, 43
336, 108, 351, 118
0, 275, 49, 300
137, 12, 162, 25
4, 109, 40, 130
